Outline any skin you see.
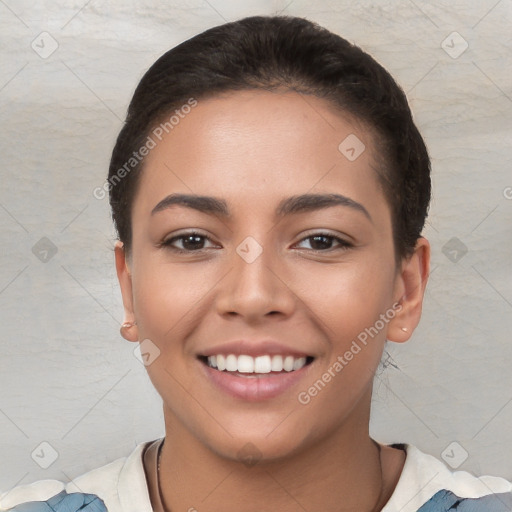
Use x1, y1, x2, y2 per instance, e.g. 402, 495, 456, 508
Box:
115, 89, 430, 511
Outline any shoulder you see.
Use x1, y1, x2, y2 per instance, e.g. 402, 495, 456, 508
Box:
0, 441, 154, 512
383, 444, 512, 512
0, 480, 65, 509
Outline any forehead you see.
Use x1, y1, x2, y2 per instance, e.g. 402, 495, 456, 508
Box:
134, 89, 389, 223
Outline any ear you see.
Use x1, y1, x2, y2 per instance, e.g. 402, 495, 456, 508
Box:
115, 240, 139, 342
387, 237, 430, 343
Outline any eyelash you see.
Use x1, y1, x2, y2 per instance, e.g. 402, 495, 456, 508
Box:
160, 231, 353, 254
160, 231, 217, 254
295, 234, 353, 252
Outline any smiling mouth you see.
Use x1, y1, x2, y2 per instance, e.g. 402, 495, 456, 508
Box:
198, 354, 315, 376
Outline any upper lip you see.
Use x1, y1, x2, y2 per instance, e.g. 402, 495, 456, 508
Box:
198, 340, 313, 358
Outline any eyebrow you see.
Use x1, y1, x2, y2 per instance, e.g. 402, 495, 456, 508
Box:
151, 194, 228, 217
151, 193, 372, 222
276, 193, 372, 221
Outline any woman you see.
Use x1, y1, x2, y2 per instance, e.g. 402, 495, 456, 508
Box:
2, 15, 510, 512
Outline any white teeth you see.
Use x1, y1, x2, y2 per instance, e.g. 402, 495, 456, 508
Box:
216, 354, 226, 371
271, 355, 283, 372
283, 355, 295, 372
204, 353, 309, 373
293, 357, 306, 371
254, 355, 272, 373
237, 355, 254, 373
226, 354, 238, 372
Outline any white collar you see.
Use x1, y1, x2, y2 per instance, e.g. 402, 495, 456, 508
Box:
112, 441, 510, 512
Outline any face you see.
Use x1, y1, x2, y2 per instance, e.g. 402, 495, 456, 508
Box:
117, 89, 426, 462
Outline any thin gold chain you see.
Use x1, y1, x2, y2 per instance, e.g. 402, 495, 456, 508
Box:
156, 438, 385, 512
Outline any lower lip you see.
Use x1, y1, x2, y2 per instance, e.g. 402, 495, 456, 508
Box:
199, 360, 313, 401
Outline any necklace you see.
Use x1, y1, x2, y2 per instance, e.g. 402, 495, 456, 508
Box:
370, 440, 385, 512
155, 437, 167, 512
155, 438, 385, 512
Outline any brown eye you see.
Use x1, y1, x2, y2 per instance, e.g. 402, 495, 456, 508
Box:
295, 233, 352, 251
161, 232, 217, 252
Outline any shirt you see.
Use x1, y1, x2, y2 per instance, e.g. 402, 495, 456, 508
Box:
1, 441, 511, 511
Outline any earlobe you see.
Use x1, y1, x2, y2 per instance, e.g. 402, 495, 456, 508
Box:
114, 240, 139, 342
387, 237, 430, 343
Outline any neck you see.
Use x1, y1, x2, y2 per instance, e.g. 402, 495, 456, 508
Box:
155, 400, 398, 512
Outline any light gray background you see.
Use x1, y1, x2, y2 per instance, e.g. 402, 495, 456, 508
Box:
1, 0, 511, 494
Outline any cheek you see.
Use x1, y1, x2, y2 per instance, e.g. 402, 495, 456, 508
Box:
131, 252, 214, 340
293, 263, 396, 421
130, 257, 210, 403
298, 255, 396, 342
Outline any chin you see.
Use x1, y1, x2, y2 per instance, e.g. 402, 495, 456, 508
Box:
197, 421, 319, 467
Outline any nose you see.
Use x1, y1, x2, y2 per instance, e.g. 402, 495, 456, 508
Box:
214, 239, 296, 324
